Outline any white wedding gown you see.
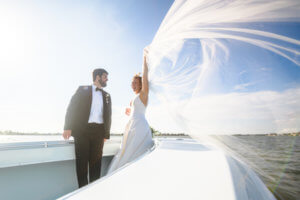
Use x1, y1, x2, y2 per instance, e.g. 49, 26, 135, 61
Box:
107, 94, 154, 174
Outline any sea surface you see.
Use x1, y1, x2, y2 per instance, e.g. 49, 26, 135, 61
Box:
0, 135, 299, 200
215, 135, 300, 200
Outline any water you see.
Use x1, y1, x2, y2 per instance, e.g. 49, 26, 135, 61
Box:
0, 134, 299, 199
215, 135, 300, 200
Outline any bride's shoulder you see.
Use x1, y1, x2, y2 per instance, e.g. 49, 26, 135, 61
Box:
138, 92, 148, 107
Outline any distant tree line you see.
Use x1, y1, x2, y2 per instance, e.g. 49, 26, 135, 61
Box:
1, 130, 298, 136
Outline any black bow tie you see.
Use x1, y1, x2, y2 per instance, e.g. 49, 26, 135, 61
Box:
96, 88, 102, 92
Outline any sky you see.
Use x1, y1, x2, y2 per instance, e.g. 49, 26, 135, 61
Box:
0, 0, 299, 135
0, 0, 176, 133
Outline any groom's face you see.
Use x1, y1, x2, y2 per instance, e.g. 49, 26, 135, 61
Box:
98, 73, 108, 87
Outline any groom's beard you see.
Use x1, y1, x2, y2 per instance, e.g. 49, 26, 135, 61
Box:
99, 79, 107, 87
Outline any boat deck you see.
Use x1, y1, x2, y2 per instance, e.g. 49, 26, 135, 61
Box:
60, 138, 276, 200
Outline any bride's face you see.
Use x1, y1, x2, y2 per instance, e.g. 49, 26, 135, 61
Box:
131, 78, 141, 93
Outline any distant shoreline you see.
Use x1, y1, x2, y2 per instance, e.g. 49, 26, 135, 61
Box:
0, 131, 299, 136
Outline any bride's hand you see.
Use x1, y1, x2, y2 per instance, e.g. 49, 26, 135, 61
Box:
125, 107, 131, 116
143, 46, 149, 63
143, 46, 149, 56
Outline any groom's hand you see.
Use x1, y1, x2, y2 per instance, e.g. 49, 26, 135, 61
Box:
104, 139, 107, 142
63, 130, 72, 140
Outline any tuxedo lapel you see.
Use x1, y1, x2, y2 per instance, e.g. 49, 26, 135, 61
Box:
87, 85, 93, 117
102, 90, 107, 116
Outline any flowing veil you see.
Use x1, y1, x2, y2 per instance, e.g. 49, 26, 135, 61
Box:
146, 0, 300, 199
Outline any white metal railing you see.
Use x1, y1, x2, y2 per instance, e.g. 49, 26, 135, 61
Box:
0, 140, 74, 151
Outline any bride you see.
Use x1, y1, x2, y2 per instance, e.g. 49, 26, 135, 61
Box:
107, 48, 154, 174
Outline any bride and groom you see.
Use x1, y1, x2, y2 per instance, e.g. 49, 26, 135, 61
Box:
62, 49, 154, 188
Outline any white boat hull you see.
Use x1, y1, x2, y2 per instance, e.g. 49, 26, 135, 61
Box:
0, 139, 119, 200
60, 138, 276, 200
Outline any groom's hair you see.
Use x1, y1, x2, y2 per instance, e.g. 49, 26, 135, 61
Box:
93, 68, 108, 81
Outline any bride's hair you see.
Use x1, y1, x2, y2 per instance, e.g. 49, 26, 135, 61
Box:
133, 73, 142, 87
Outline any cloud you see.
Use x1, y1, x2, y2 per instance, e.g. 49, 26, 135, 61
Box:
145, 87, 300, 135
234, 82, 255, 91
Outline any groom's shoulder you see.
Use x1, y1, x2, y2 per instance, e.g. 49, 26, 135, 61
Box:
75, 85, 91, 93
102, 89, 110, 96
79, 85, 90, 90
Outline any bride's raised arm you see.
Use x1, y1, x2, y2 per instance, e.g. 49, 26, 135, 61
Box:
140, 48, 149, 106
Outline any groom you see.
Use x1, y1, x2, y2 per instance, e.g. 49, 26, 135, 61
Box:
63, 68, 111, 188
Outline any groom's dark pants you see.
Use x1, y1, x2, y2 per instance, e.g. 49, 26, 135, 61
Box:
74, 123, 105, 188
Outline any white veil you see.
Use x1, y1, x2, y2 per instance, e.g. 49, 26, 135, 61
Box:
147, 0, 300, 199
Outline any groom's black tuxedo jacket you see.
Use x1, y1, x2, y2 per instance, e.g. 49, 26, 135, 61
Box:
64, 85, 112, 139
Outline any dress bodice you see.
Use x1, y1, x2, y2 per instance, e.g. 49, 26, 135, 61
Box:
107, 93, 154, 174
130, 94, 146, 119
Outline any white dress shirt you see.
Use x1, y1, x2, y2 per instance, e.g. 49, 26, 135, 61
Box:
88, 85, 104, 124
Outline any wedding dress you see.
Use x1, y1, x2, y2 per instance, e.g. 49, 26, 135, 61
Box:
107, 94, 154, 174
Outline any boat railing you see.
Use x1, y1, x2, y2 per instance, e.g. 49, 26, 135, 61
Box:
0, 140, 74, 151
